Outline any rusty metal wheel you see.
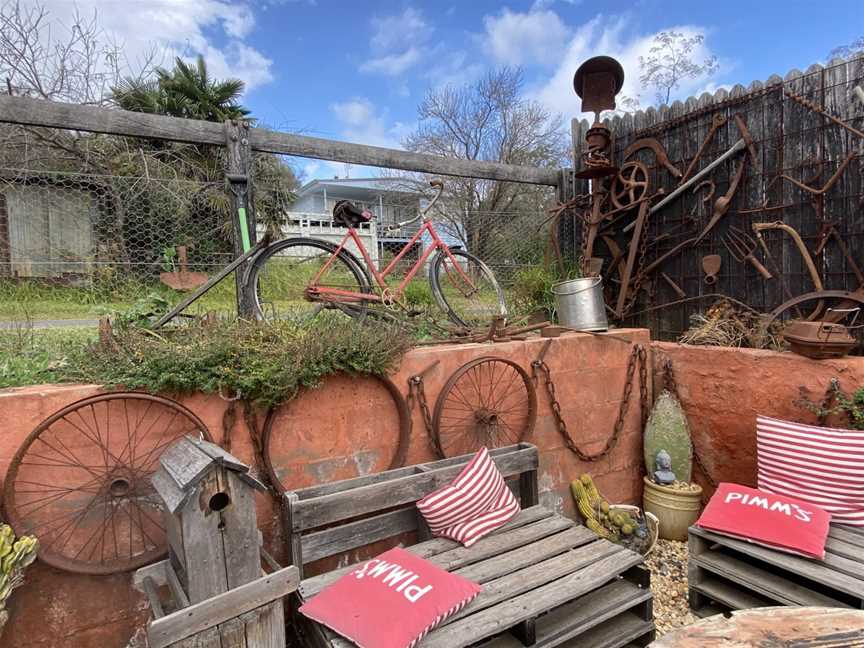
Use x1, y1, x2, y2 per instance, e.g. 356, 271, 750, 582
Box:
611, 161, 650, 210
261, 375, 411, 494
3, 392, 212, 575
432, 357, 536, 458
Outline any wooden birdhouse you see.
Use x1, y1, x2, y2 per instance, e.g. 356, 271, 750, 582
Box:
134, 436, 298, 648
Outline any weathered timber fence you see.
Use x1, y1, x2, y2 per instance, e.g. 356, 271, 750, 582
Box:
0, 94, 566, 320
569, 55, 864, 340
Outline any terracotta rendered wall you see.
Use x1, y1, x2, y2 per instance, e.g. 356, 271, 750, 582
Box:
651, 341, 864, 496
0, 329, 650, 648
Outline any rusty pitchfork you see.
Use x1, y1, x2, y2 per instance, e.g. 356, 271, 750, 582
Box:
722, 226, 773, 280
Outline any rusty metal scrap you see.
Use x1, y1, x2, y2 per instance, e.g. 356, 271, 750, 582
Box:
610, 161, 650, 210
694, 157, 746, 245
722, 226, 773, 280
623, 137, 682, 178
785, 88, 864, 139
679, 114, 727, 185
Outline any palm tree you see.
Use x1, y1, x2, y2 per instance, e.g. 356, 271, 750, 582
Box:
112, 55, 250, 122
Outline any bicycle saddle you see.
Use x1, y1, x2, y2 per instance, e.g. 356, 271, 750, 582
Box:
333, 200, 373, 228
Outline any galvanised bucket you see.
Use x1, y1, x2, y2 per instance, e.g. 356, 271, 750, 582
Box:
552, 277, 608, 332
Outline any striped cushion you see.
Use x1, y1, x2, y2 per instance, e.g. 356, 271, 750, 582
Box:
417, 447, 520, 547
756, 415, 864, 526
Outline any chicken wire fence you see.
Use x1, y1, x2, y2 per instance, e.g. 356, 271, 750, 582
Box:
0, 124, 558, 322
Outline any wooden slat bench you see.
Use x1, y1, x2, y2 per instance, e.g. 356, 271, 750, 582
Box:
283, 443, 655, 648
688, 523, 864, 616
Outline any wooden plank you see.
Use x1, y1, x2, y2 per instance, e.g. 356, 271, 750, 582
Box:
181, 471, 230, 602
478, 609, 652, 648
146, 565, 298, 648
217, 618, 246, 648
0, 95, 560, 186
293, 444, 537, 501
166, 562, 190, 609
292, 446, 540, 531
826, 535, 864, 561
532, 579, 651, 647
241, 601, 285, 648
418, 550, 643, 648
692, 550, 851, 608
691, 576, 771, 611
691, 527, 864, 598
134, 559, 170, 589
299, 510, 562, 598
301, 507, 418, 564
445, 540, 625, 626
453, 526, 597, 584
159, 438, 213, 491
221, 470, 263, 589
429, 516, 575, 572
830, 525, 864, 548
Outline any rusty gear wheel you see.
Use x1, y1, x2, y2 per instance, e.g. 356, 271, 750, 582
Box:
611, 161, 650, 210
3, 392, 212, 575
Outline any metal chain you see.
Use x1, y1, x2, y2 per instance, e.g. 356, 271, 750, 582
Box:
407, 375, 440, 457
661, 358, 717, 492
532, 344, 647, 462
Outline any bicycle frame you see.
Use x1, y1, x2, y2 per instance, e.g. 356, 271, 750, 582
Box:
309, 220, 476, 304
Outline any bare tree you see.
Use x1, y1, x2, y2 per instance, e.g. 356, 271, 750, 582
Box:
830, 37, 864, 60
402, 67, 566, 262
639, 31, 719, 106
0, 0, 157, 104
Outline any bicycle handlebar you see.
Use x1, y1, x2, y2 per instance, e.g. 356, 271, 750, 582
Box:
388, 179, 445, 231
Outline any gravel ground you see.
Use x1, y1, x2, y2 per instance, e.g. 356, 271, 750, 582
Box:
644, 539, 699, 636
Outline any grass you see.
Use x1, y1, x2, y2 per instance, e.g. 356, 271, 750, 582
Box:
0, 325, 97, 388
0, 276, 238, 321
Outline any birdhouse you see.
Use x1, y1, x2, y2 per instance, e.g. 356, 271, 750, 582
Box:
152, 435, 267, 601
135, 436, 298, 648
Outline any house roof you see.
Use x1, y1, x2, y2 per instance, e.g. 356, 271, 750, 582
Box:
295, 177, 421, 198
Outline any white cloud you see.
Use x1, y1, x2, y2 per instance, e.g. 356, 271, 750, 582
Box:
531, 16, 720, 116
360, 49, 422, 76
483, 8, 570, 66
361, 8, 431, 76
329, 98, 412, 150
33, 0, 274, 91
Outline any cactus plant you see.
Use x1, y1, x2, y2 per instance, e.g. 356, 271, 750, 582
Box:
570, 474, 654, 554
643, 390, 693, 483
0, 523, 38, 639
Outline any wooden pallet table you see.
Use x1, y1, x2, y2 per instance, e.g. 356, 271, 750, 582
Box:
286, 444, 655, 648
688, 523, 864, 616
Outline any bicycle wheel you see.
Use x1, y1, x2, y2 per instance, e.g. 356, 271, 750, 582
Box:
432, 357, 536, 458
430, 249, 506, 329
244, 237, 372, 321
3, 392, 212, 574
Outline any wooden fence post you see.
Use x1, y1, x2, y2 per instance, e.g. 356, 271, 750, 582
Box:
225, 120, 258, 319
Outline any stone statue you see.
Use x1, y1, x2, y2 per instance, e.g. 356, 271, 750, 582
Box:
653, 449, 676, 485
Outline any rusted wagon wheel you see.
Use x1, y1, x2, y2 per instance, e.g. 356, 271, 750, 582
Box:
432, 357, 536, 458
261, 375, 411, 494
611, 161, 650, 210
3, 392, 212, 575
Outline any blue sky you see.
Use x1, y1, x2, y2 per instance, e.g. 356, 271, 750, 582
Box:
35, 0, 864, 180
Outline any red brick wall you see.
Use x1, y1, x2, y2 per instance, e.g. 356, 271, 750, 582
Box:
0, 330, 650, 647
651, 341, 864, 497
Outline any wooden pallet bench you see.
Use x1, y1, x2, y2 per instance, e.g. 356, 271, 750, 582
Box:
283, 443, 655, 648
688, 523, 864, 616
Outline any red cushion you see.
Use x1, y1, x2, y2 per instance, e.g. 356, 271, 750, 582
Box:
696, 483, 831, 559
299, 547, 480, 648
756, 415, 864, 526
416, 447, 520, 547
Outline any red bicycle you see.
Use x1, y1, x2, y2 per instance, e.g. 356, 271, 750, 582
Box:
244, 180, 506, 329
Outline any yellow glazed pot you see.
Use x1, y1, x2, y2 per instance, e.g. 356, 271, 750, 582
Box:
642, 476, 703, 541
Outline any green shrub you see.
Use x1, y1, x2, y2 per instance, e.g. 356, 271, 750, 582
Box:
510, 263, 582, 320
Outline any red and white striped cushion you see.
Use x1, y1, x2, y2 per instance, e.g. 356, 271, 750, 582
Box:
756, 415, 864, 526
417, 447, 520, 547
